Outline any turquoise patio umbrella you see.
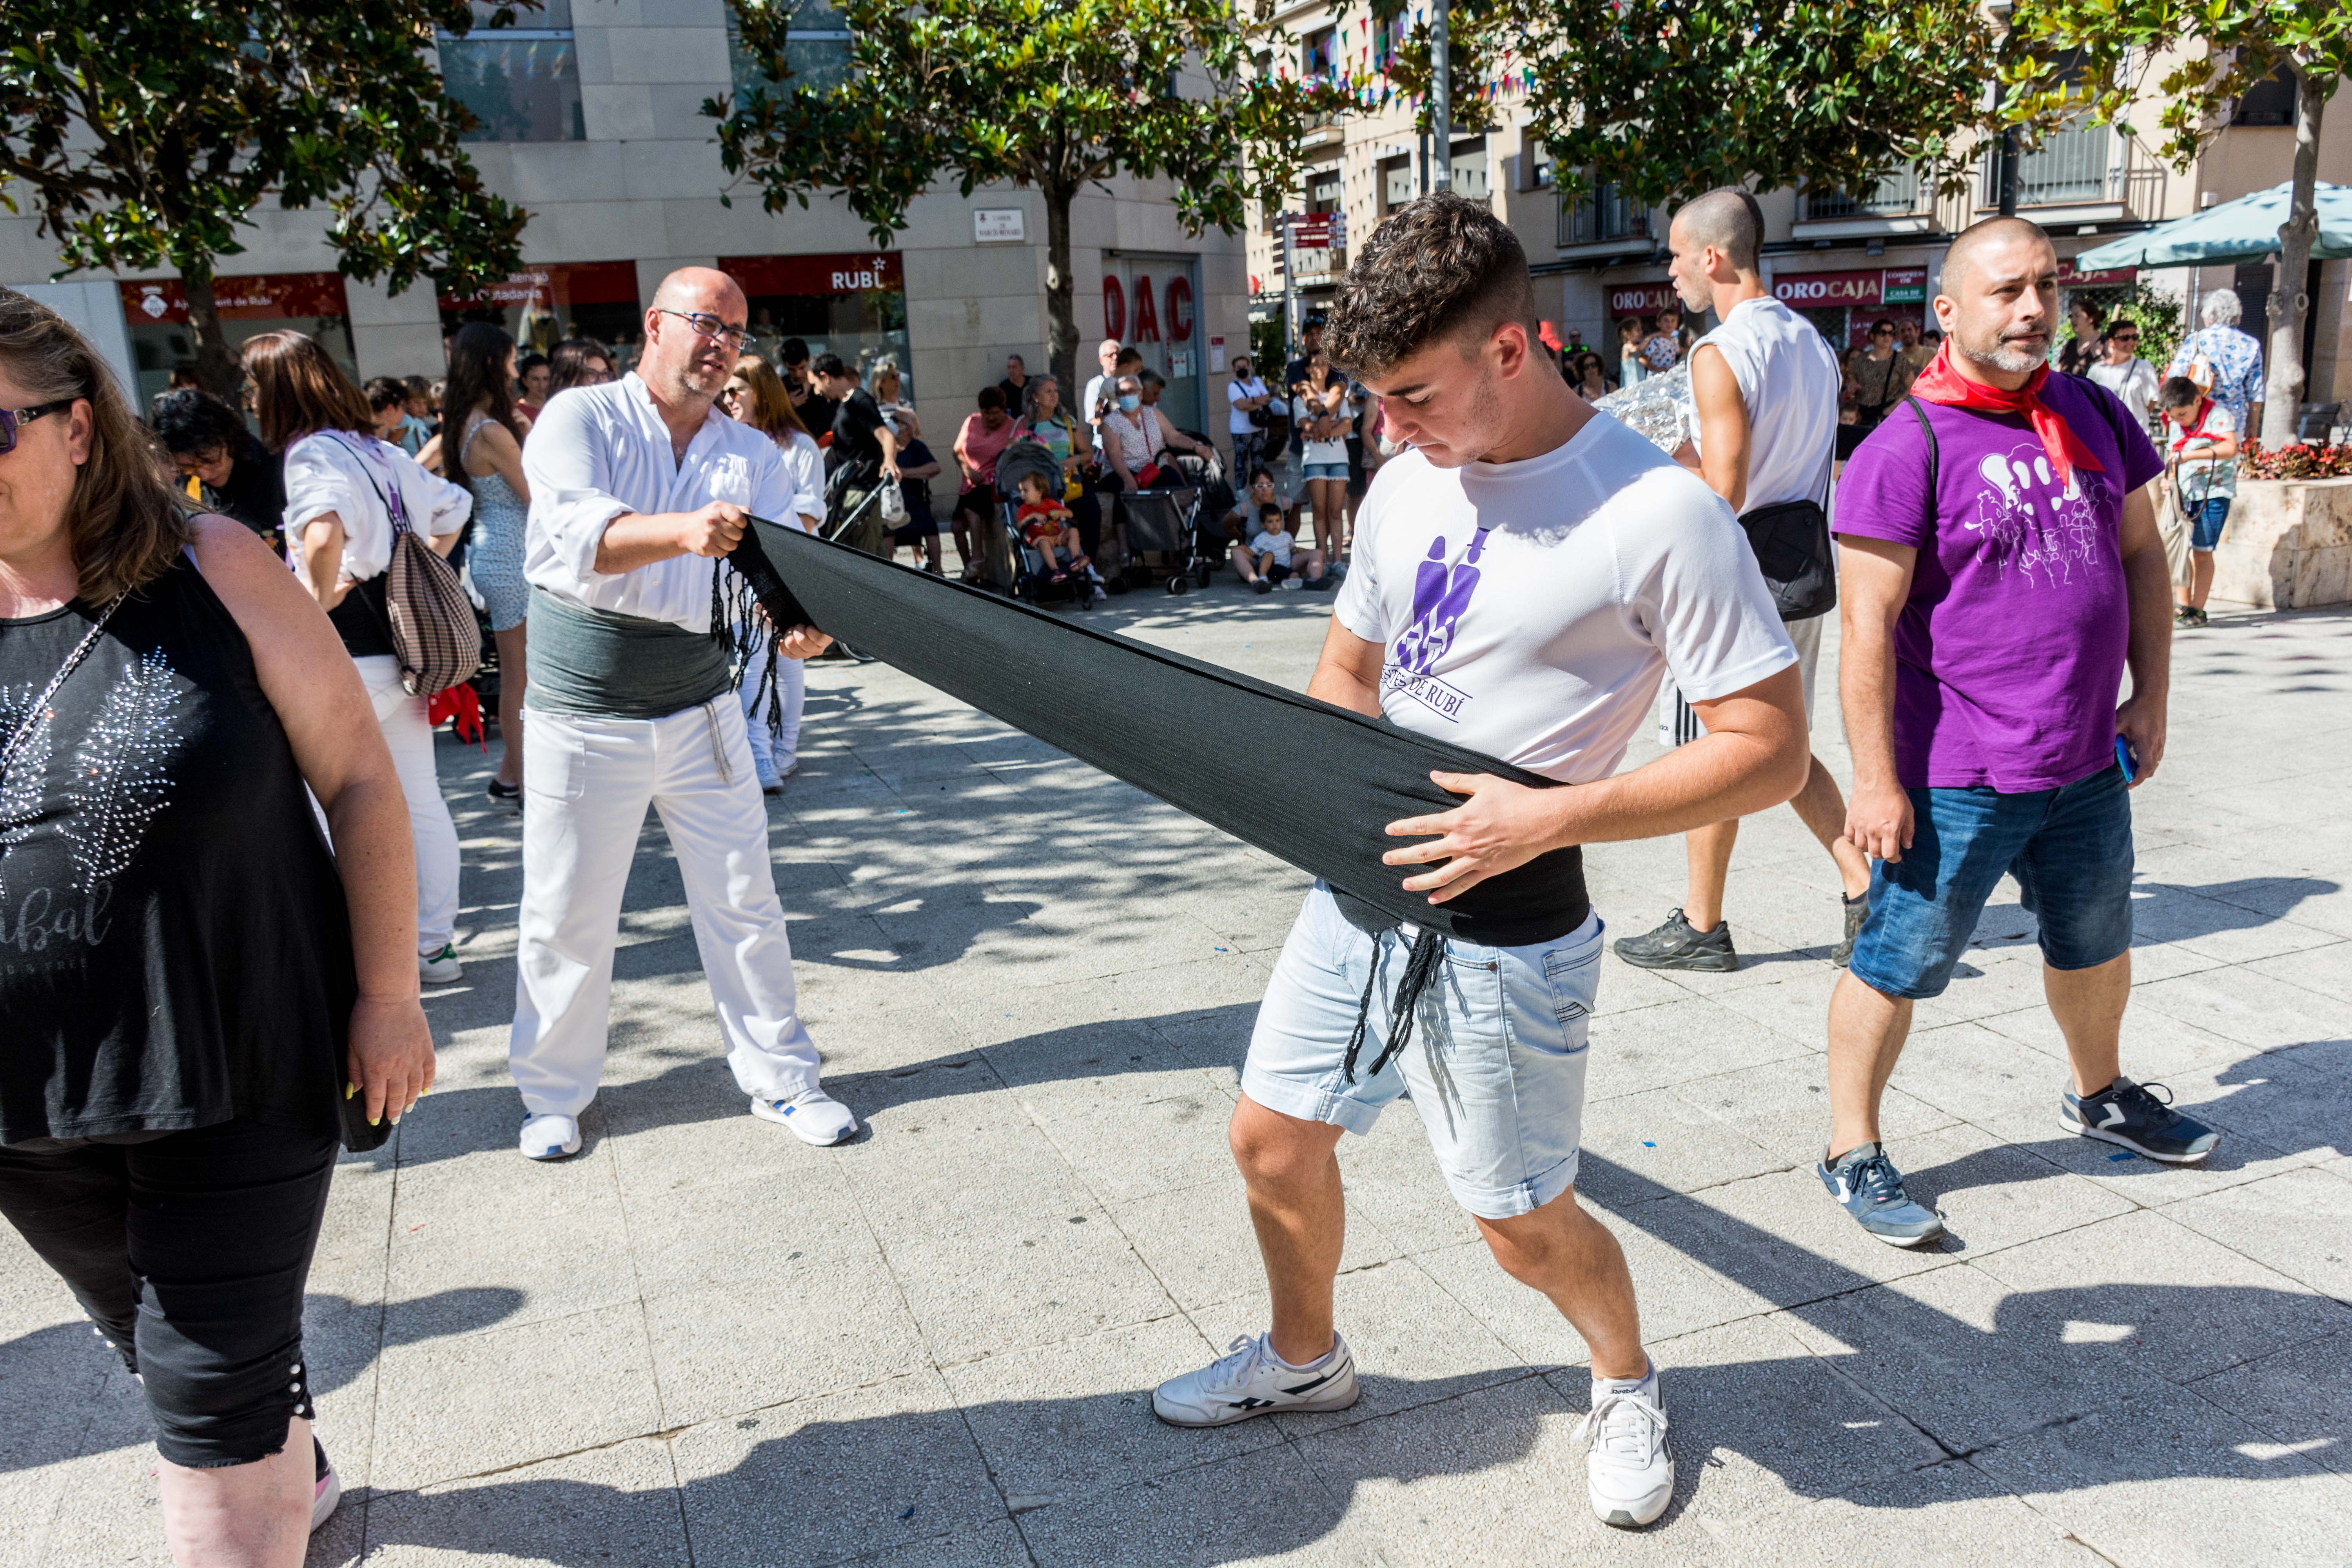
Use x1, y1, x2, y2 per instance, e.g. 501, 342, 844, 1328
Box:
2073, 181, 2352, 270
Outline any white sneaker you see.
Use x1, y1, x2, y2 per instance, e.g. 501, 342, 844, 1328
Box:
419, 945, 461, 984
1151, 1332, 1359, 1427
1580, 1366, 1673, 1528
310, 1440, 341, 1532
519, 1112, 581, 1161
751, 1090, 857, 1146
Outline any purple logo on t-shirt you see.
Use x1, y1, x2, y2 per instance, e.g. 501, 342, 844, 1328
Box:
1968, 444, 2113, 588
1381, 530, 1489, 723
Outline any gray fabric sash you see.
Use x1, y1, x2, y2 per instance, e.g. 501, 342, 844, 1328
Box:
524, 588, 732, 719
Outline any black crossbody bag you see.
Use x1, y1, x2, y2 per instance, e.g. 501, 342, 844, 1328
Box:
1735, 459, 1837, 623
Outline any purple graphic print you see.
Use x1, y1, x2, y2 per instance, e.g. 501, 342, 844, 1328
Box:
1393, 529, 1490, 674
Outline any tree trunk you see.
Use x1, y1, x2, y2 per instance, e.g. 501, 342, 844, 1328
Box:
2260, 64, 2323, 449
1043, 180, 1079, 394
181, 263, 244, 405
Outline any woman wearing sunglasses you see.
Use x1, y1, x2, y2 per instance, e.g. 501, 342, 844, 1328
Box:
0, 290, 435, 1563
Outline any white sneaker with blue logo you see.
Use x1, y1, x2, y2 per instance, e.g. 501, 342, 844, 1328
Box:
1151, 1332, 1359, 1427
751, 1089, 858, 1146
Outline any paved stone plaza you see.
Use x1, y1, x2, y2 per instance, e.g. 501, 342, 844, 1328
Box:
5, 587, 2349, 1567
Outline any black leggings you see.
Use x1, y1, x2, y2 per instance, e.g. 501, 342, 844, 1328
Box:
0, 1119, 338, 1467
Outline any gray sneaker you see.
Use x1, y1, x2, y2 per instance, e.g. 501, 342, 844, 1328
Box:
1832, 892, 1869, 968
1613, 909, 1738, 972
1818, 1143, 1944, 1248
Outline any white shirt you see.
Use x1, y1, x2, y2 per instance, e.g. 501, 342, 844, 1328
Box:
1101, 406, 1166, 473
1081, 372, 1114, 440
2086, 356, 2162, 440
1333, 413, 1797, 784
282, 430, 471, 583
1691, 296, 1839, 512
523, 374, 803, 632
1248, 528, 1296, 566
773, 426, 826, 524
1227, 376, 1268, 435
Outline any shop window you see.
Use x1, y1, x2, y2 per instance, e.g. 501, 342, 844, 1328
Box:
728, 0, 855, 101
1302, 27, 1337, 83
1307, 167, 1342, 215
440, 260, 646, 371
120, 274, 358, 410
2233, 62, 2298, 127
1447, 138, 1489, 203
1381, 153, 1413, 213
719, 252, 913, 400
437, 1, 583, 143
1519, 138, 1554, 191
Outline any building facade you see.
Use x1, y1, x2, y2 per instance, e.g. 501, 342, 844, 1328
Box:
1245, 5, 2351, 414
2, 0, 1250, 450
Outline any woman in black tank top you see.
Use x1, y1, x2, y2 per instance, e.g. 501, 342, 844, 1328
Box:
0, 292, 434, 1557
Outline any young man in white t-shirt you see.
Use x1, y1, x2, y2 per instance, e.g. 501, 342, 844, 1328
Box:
1147, 193, 1810, 1529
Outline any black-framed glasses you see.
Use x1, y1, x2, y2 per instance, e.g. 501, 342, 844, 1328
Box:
0, 398, 75, 456
656, 309, 754, 351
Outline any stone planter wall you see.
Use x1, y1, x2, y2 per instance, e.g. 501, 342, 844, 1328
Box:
2212, 476, 2352, 609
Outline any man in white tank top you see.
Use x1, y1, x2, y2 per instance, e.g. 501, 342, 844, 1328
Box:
1615, 188, 1879, 974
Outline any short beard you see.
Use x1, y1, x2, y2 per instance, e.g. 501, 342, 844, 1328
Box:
1957, 335, 2045, 376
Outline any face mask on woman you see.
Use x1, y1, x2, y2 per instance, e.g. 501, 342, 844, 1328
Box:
1117, 394, 1141, 413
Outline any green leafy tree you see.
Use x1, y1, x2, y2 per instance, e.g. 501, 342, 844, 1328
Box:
708, 0, 1343, 391
2001, 2, 2352, 446
1371, 0, 1994, 208
0, 2, 533, 399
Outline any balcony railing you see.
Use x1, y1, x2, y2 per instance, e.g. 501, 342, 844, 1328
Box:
1558, 185, 1649, 249
1979, 120, 2114, 208
1802, 165, 1924, 221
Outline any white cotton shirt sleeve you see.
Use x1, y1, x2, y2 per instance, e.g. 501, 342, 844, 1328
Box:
388, 441, 473, 540
523, 386, 637, 587
1615, 470, 1801, 703
785, 430, 826, 525
282, 432, 470, 583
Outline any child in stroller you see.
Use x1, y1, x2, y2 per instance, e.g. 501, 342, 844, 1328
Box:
1014, 470, 1091, 583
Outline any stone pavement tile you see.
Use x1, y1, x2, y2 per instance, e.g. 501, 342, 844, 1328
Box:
1912, 953, 2060, 1028
1187, 1257, 1525, 1437
1973, 996, 2255, 1080
642, 1260, 931, 1428
369, 1301, 663, 1490
1172, 870, 1321, 956
1966, 1381, 2352, 1568
874, 1195, 1178, 1365
836, 1087, 1098, 1233
383, 1147, 638, 1338
1012, 1439, 1390, 1568
1963, 1209, 2347, 1385
1590, 951, 1701, 1017
1015, 1066, 1255, 1202
1877, 1020, 2084, 1121
1579, 1087, 1795, 1199
949, 955, 1272, 1051
1698, 964, 1842, 1047
1327, 1116, 1486, 1256
2130, 964, 2352, 1053
1110, 1176, 1403, 1314
1667, 1059, 1955, 1169
1582, 997, 1814, 1102
16, 1398, 172, 1568
674, 1371, 1009, 1568
2246, 946, 2352, 1008
1677, 1459, 2107, 1568
1639, 1167, 1962, 1311
2183, 1329, 2352, 1480
1887, 1120, 2138, 1257
604, 1090, 891, 1201
944, 1313, 1287, 1501
0, 1468, 69, 1568
622, 1165, 874, 1298
360, 1434, 689, 1566
2161, 1167, 2352, 1305
1963, 1093, 2314, 1210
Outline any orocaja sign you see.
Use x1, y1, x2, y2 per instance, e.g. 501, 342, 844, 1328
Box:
1771, 269, 1884, 308
1607, 284, 1682, 316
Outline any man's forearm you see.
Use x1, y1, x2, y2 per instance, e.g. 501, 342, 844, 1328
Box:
1840, 619, 1902, 790
593, 511, 690, 574
1532, 715, 1798, 848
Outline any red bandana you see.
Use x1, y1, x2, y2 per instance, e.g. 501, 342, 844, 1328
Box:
1907, 341, 2105, 486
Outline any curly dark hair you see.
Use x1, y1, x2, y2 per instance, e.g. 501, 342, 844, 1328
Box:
1325, 192, 1536, 377
148, 387, 250, 459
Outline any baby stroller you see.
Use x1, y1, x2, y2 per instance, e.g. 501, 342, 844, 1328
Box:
1114, 439, 1226, 595
993, 437, 1092, 610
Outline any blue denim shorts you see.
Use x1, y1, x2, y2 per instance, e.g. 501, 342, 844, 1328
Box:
2189, 496, 2230, 551
1301, 462, 1349, 481
1848, 764, 2134, 1000
1243, 884, 1603, 1219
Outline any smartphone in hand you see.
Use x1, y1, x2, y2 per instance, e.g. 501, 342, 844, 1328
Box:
2114, 734, 2137, 785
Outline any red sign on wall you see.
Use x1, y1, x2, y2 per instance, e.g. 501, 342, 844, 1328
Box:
1165, 276, 1194, 341
1772, 269, 1885, 308
121, 272, 350, 326
719, 251, 904, 297
438, 260, 639, 312
2056, 258, 2138, 287
1102, 277, 1126, 341
1607, 284, 1681, 317
1132, 274, 1161, 343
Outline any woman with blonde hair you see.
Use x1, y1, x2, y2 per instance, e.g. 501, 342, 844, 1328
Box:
247, 329, 473, 984
719, 353, 824, 789
0, 289, 434, 1563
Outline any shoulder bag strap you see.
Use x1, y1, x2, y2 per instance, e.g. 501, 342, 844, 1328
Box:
1903, 396, 1938, 498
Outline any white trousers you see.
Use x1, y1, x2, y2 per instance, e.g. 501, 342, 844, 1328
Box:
735, 630, 807, 780
508, 697, 820, 1116
354, 654, 460, 955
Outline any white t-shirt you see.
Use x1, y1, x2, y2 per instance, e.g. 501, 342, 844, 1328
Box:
1691, 296, 1838, 512
1333, 412, 1797, 784
2086, 356, 2162, 440
1227, 376, 1267, 435
1248, 528, 1296, 566
282, 430, 471, 583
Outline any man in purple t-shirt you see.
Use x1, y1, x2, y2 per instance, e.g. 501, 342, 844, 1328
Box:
1820, 218, 2218, 1249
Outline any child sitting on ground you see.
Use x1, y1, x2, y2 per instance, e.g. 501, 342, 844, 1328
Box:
1230, 501, 1328, 594
1014, 470, 1090, 581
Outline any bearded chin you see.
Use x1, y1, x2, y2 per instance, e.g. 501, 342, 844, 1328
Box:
1959, 338, 2043, 376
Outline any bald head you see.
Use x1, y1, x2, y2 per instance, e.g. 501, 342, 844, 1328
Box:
1938, 217, 2053, 302
643, 266, 750, 407
1673, 188, 1762, 274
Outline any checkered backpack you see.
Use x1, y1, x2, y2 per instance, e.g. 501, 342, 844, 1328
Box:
330, 433, 482, 696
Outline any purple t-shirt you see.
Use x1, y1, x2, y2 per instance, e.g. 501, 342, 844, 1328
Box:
1834, 376, 2162, 793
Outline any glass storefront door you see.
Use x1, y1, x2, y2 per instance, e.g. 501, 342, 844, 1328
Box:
1101, 256, 1205, 436
439, 260, 646, 371
118, 274, 358, 410
719, 252, 913, 399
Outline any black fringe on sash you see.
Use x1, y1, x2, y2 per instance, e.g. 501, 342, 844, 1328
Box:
712, 557, 784, 739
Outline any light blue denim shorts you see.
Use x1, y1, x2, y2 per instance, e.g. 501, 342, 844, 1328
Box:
1243, 883, 1604, 1220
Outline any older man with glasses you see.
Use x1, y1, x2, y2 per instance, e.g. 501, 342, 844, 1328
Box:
505, 266, 859, 1161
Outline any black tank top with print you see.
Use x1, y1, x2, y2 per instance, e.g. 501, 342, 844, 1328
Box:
0, 555, 357, 1143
